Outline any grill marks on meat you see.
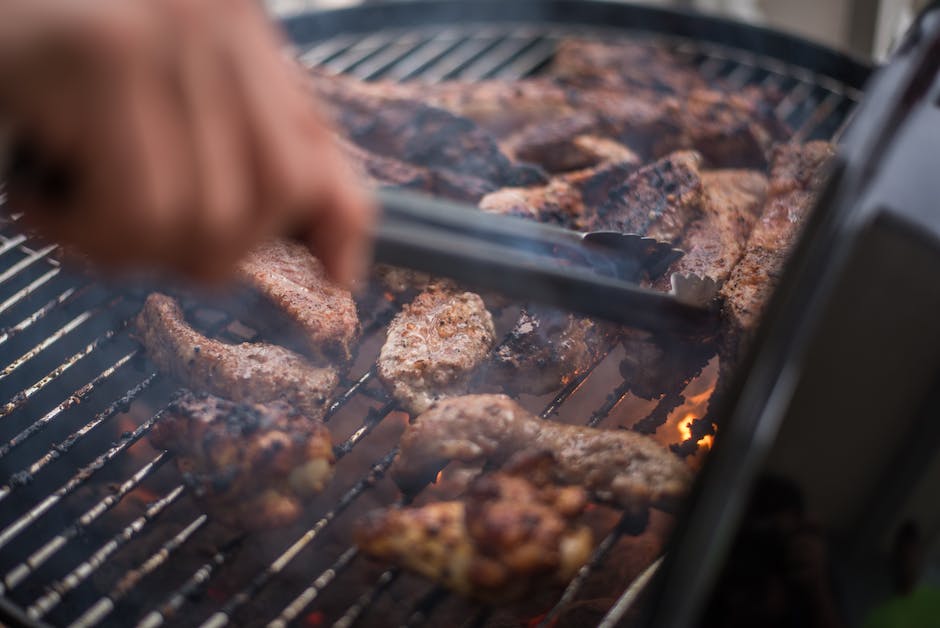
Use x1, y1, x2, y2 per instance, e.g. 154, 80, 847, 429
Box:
237, 239, 360, 365
590, 150, 705, 243
479, 158, 640, 230
355, 452, 593, 601
720, 142, 835, 349
312, 76, 547, 195
488, 307, 615, 396
392, 395, 692, 514
135, 293, 338, 420
378, 283, 496, 414
150, 392, 335, 530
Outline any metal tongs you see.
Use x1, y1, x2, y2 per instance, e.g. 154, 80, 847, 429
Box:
374, 188, 718, 334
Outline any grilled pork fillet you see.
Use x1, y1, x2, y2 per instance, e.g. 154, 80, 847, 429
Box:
311, 75, 547, 193
356, 453, 593, 601
551, 39, 709, 95
378, 282, 496, 414
392, 395, 693, 514
720, 141, 835, 352
150, 392, 335, 530
488, 307, 615, 396
135, 293, 338, 420
590, 150, 705, 244
479, 158, 640, 230
237, 239, 360, 365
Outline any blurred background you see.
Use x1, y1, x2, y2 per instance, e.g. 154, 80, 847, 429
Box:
265, 0, 929, 61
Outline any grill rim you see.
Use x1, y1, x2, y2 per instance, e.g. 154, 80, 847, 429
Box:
0, 2, 880, 627
281, 0, 874, 90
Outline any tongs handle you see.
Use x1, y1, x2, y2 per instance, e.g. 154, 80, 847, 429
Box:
374, 188, 715, 334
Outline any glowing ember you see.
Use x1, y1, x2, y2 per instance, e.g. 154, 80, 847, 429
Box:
304, 611, 325, 626
434, 470, 443, 484
677, 414, 716, 450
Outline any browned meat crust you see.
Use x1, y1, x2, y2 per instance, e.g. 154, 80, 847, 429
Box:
150, 392, 335, 530
551, 39, 709, 95
720, 142, 835, 347
311, 75, 547, 191
479, 158, 640, 230
237, 239, 360, 365
378, 283, 496, 414
135, 293, 338, 420
589, 150, 705, 243
487, 307, 615, 396
657, 169, 769, 288
356, 453, 593, 601
392, 395, 692, 513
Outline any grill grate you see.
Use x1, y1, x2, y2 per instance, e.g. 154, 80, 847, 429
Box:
0, 19, 862, 628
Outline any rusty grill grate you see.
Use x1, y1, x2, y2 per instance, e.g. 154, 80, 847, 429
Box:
0, 20, 862, 628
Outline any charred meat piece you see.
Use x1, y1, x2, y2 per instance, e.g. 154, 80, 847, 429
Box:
656, 169, 769, 289
551, 39, 708, 95
150, 392, 334, 530
135, 293, 338, 420
392, 395, 693, 513
312, 76, 547, 191
356, 452, 593, 601
590, 150, 705, 243
479, 158, 641, 231
621, 170, 766, 399
479, 178, 586, 228
237, 239, 360, 365
720, 142, 835, 350
488, 307, 614, 396
378, 282, 496, 414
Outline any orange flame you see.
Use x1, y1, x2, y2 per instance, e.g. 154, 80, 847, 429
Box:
676, 414, 716, 450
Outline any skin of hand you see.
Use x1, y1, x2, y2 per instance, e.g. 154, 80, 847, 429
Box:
0, 0, 374, 286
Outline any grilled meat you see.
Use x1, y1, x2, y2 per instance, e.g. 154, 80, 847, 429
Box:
551, 39, 708, 95
237, 239, 360, 365
312, 75, 547, 192
378, 282, 496, 414
356, 452, 593, 601
479, 158, 640, 230
150, 392, 335, 530
392, 395, 693, 513
720, 142, 835, 350
488, 307, 615, 396
590, 150, 705, 243
135, 293, 338, 420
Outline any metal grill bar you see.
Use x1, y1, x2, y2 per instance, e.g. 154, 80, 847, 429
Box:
0, 297, 122, 381
0, 244, 58, 288
1, 449, 169, 594
0, 282, 81, 347
266, 546, 359, 628
596, 557, 664, 628
26, 483, 189, 621
0, 324, 128, 418
70, 514, 209, 628
196, 449, 399, 628
0, 234, 28, 257
0, 349, 137, 462
0, 391, 164, 552
0, 372, 156, 508
331, 569, 399, 628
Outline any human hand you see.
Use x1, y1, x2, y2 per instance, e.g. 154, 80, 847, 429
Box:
0, 0, 373, 285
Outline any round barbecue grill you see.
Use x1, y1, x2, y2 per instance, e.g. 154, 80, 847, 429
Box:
0, 2, 886, 627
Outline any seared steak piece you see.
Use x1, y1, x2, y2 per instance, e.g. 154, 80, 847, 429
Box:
488, 307, 615, 396
551, 39, 708, 95
392, 395, 693, 514
312, 75, 547, 190
480, 158, 641, 232
378, 282, 496, 414
237, 239, 360, 365
720, 142, 835, 348
590, 150, 705, 243
356, 452, 592, 601
150, 392, 335, 530
135, 293, 338, 420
